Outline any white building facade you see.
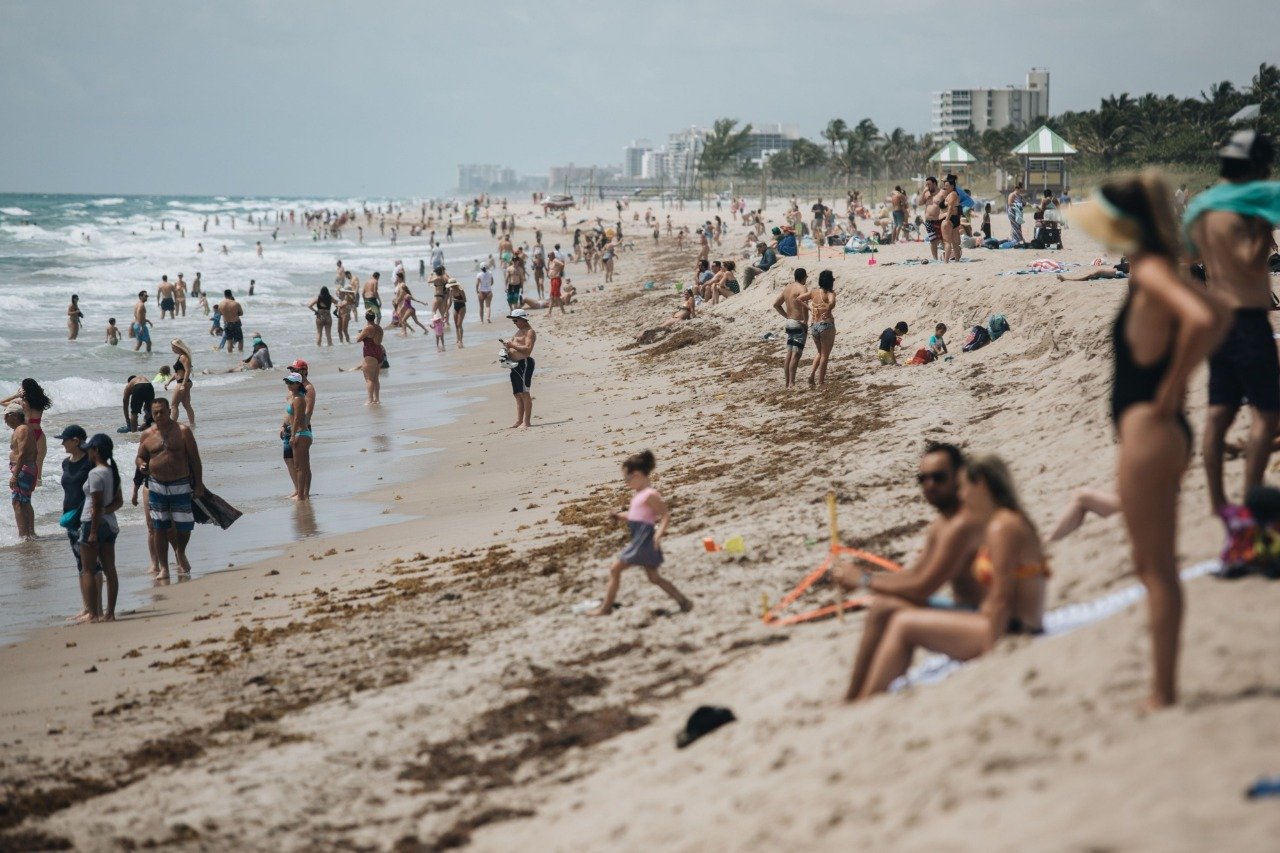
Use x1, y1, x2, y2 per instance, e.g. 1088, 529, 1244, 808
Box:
931, 69, 1049, 136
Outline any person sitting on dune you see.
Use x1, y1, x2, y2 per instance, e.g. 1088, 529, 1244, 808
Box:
635, 291, 696, 342
850, 454, 1049, 700
833, 442, 986, 701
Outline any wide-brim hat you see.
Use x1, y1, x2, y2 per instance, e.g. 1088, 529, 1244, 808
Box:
1067, 191, 1142, 253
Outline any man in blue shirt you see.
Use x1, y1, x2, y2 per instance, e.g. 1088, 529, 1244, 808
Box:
773, 226, 798, 257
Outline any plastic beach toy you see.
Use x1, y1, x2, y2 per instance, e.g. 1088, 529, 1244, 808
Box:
703, 537, 719, 552
723, 536, 745, 555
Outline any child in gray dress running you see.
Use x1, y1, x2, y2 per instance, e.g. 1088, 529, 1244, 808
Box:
591, 450, 693, 617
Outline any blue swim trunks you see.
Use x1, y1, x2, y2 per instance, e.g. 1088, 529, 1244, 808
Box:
147, 476, 195, 532
133, 322, 152, 344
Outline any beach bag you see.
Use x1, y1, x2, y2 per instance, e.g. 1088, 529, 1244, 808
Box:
988, 314, 1011, 340
909, 347, 936, 365
961, 325, 990, 353
191, 489, 243, 530
59, 506, 84, 530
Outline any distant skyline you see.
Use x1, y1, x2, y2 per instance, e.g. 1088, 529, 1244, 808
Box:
1, 0, 1275, 197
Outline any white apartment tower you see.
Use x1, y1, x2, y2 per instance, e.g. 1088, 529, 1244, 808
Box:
931, 69, 1050, 136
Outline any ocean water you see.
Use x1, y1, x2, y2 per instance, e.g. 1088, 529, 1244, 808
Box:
0, 192, 501, 643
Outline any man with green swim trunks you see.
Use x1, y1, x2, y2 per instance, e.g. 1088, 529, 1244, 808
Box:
362, 271, 382, 323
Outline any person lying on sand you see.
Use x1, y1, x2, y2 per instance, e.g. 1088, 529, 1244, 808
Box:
635, 291, 697, 342
850, 455, 1049, 700
1057, 258, 1129, 282
591, 450, 692, 616
832, 442, 985, 701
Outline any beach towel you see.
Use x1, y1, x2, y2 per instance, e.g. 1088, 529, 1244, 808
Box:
893, 560, 1221, 691
1182, 180, 1280, 254
958, 188, 979, 212
191, 489, 243, 529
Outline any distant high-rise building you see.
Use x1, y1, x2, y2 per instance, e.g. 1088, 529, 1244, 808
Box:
742, 123, 800, 166
931, 69, 1050, 136
457, 164, 517, 193
622, 139, 652, 179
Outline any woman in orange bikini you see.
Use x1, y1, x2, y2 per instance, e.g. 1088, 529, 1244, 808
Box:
854, 454, 1048, 699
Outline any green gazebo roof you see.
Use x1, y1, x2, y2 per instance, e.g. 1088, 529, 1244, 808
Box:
1011, 125, 1078, 156
928, 140, 977, 164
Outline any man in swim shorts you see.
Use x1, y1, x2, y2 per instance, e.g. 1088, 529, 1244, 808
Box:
132, 290, 152, 352
547, 253, 565, 313
1189, 130, 1280, 519
137, 398, 204, 578
502, 310, 537, 429
773, 267, 809, 389
919, 176, 943, 260
6, 402, 37, 540
833, 442, 985, 701
156, 275, 177, 319
122, 374, 156, 432
362, 272, 382, 323
217, 288, 246, 353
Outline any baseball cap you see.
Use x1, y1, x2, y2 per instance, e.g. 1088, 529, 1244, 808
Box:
507, 309, 530, 322
54, 424, 88, 441
283, 372, 304, 384
4, 402, 24, 417
1218, 129, 1272, 165
289, 359, 309, 371
83, 433, 114, 454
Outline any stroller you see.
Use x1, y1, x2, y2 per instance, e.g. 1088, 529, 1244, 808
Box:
1035, 207, 1064, 249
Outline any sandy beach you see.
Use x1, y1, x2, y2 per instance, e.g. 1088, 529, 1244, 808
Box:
1, 203, 1278, 851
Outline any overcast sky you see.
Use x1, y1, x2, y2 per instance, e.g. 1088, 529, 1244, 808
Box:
0, 0, 1274, 197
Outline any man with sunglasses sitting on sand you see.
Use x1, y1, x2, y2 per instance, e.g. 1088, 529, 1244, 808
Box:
832, 441, 986, 701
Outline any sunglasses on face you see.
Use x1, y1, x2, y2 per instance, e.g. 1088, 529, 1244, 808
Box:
916, 471, 949, 485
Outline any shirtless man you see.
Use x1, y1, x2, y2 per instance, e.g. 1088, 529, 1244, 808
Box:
156, 275, 177, 320
547, 252, 566, 315
697, 228, 710, 262
428, 265, 449, 317
890, 186, 908, 244
122, 374, 156, 432
498, 233, 514, 271
137, 398, 204, 578
132, 290, 152, 353
475, 264, 495, 323
362, 271, 382, 324
919, 176, 943, 260
174, 273, 188, 316
1188, 131, 1280, 519
6, 403, 37, 540
773, 267, 810, 389
834, 442, 985, 701
501, 310, 537, 429
217, 289, 246, 353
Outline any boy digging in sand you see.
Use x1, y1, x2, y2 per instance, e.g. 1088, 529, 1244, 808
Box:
592, 450, 693, 616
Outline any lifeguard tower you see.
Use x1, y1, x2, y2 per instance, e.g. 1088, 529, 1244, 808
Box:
1011, 125, 1077, 194
928, 140, 978, 187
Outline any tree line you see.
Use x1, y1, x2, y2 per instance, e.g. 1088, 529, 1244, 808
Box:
697, 63, 1278, 185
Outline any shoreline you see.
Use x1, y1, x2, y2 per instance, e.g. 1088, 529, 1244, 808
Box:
2, 205, 1277, 850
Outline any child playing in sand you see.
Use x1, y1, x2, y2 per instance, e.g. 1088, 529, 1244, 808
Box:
591, 450, 692, 617
431, 311, 446, 352
105, 318, 120, 346
877, 321, 909, 365
928, 323, 948, 355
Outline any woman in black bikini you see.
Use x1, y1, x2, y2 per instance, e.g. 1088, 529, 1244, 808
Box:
940, 176, 962, 262
1073, 172, 1228, 711
308, 286, 334, 346
448, 278, 467, 349
167, 339, 195, 428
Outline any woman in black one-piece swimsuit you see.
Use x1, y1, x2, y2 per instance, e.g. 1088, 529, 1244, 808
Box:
1077, 173, 1228, 711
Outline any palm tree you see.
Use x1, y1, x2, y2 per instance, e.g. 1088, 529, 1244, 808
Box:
697, 118, 753, 184
822, 119, 848, 158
